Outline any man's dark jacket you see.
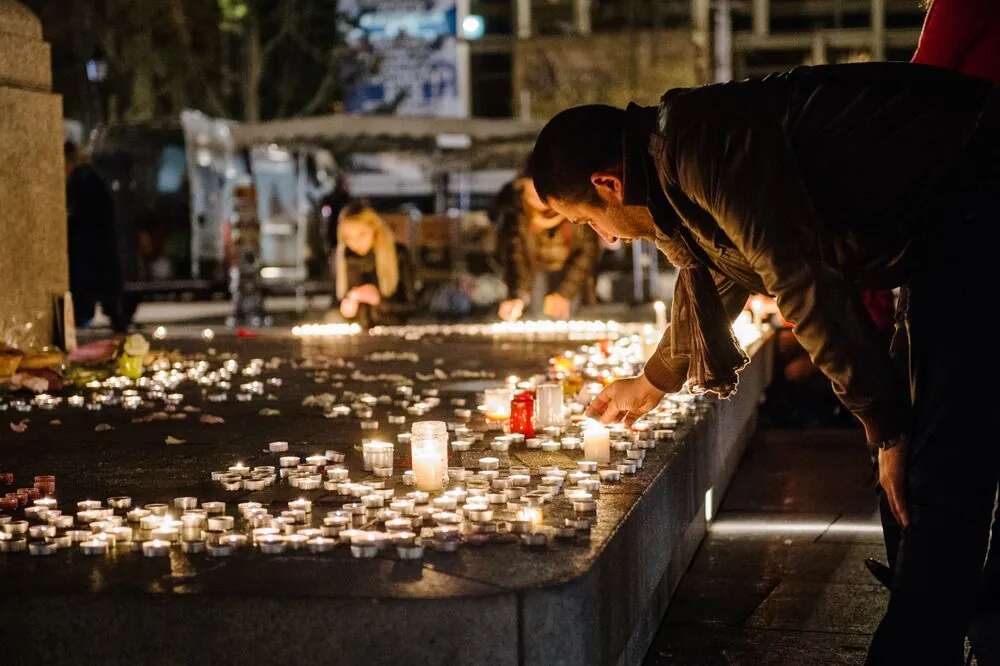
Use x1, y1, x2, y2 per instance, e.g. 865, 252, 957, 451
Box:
631, 63, 997, 442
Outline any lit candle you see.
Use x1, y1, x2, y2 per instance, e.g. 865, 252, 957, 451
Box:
142, 539, 171, 557
653, 300, 667, 329
483, 387, 512, 421
411, 444, 444, 492
582, 422, 611, 463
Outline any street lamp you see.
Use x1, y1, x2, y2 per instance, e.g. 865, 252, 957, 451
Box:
85, 48, 108, 83
85, 48, 108, 126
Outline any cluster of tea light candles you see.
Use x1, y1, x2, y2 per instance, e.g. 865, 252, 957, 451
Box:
1, 331, 721, 560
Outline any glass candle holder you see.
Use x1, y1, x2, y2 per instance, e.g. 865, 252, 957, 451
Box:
534, 384, 565, 428
483, 387, 512, 421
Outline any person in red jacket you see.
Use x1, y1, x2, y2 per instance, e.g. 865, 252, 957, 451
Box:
912, 0, 1000, 80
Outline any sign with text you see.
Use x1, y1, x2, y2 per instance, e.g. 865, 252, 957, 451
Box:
340, 0, 466, 117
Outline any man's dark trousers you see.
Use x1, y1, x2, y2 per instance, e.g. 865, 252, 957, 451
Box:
867, 164, 1000, 664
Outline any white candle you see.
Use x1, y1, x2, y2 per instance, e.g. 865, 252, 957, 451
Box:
412, 447, 444, 492
653, 300, 667, 329
583, 422, 611, 463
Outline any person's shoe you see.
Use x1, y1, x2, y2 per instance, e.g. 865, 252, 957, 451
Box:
865, 558, 893, 590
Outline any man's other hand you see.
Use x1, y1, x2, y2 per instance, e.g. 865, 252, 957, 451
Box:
879, 441, 910, 529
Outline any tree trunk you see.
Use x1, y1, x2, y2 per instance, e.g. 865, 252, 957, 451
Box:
243, 13, 261, 122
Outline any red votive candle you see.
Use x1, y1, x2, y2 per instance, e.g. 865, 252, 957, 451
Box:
0, 493, 18, 512
33, 475, 55, 496
509, 392, 535, 438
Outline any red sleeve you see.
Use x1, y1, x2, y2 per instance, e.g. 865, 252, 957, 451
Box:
912, 0, 987, 68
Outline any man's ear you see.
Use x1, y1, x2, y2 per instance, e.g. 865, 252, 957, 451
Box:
590, 171, 624, 205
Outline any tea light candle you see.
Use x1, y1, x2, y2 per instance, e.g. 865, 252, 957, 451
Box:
145, 503, 168, 516
450, 439, 472, 452
181, 540, 206, 554
327, 467, 350, 482
431, 496, 457, 511
173, 497, 198, 511
463, 505, 493, 522
307, 537, 336, 553
598, 469, 621, 483
490, 439, 510, 453
540, 440, 561, 452
237, 501, 263, 516
107, 496, 132, 510
561, 436, 582, 451
269, 441, 289, 452
142, 539, 171, 557
207, 516, 234, 531
279, 456, 300, 468
28, 524, 55, 539
139, 514, 162, 530
52, 515, 74, 529
77, 500, 102, 511
28, 541, 56, 556
34, 497, 58, 509
389, 499, 415, 516
361, 494, 384, 509
257, 534, 287, 554
228, 463, 250, 476
24, 506, 49, 521
478, 457, 500, 471
80, 539, 109, 556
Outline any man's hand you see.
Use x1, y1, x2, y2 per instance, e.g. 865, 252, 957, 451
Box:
498, 298, 525, 322
543, 293, 571, 320
353, 284, 381, 306
586, 374, 666, 427
339, 297, 359, 319
878, 441, 910, 529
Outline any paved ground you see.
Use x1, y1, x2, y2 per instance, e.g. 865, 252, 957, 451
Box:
645, 428, 889, 665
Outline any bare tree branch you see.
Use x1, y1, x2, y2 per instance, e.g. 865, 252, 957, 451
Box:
166, 0, 229, 117
293, 49, 340, 117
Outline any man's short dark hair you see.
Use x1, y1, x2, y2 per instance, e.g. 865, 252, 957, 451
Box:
525, 104, 624, 207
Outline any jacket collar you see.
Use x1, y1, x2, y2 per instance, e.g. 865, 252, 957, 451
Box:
622, 102, 678, 235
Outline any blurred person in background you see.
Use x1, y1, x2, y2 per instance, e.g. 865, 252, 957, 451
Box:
64, 141, 126, 332
492, 178, 600, 321
332, 202, 413, 328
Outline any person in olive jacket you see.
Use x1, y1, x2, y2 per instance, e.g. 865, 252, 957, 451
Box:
492, 177, 600, 321
525, 63, 999, 664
